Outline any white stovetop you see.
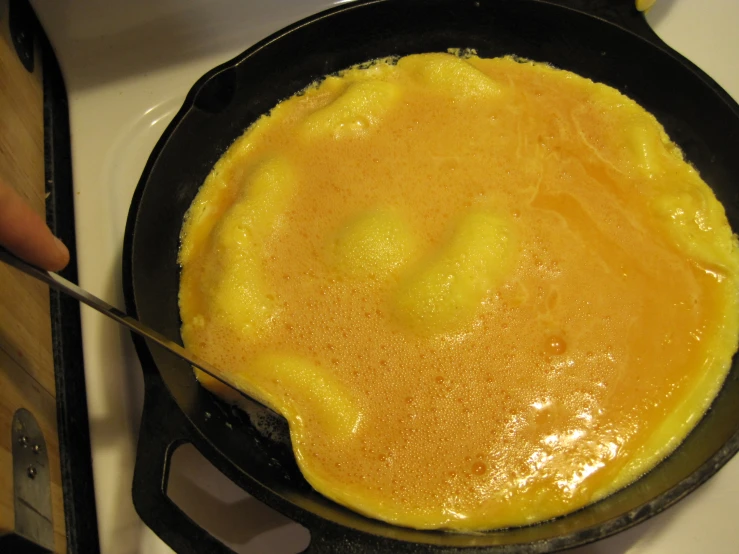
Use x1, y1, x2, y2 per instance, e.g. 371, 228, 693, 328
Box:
31, 1, 739, 553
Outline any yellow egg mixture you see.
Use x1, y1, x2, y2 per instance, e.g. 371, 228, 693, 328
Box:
178, 53, 739, 530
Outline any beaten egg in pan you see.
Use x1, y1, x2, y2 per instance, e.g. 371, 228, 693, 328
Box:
177, 52, 739, 531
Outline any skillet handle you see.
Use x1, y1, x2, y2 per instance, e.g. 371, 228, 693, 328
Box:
133, 375, 237, 554
552, 0, 734, 100
547, 0, 664, 45
133, 374, 379, 554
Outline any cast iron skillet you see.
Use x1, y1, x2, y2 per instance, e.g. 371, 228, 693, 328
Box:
123, 0, 739, 552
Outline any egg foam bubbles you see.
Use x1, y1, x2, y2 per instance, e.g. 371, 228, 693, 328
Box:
178, 52, 739, 531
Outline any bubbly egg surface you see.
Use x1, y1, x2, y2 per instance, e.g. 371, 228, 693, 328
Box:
178, 53, 739, 530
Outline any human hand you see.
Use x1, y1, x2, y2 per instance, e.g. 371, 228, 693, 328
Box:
0, 177, 69, 271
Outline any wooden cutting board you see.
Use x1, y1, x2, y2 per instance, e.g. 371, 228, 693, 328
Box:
0, 0, 68, 551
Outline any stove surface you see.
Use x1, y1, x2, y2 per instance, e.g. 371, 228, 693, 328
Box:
30, 1, 739, 553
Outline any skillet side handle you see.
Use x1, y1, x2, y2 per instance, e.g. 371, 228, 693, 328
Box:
133, 375, 237, 554
545, 0, 666, 46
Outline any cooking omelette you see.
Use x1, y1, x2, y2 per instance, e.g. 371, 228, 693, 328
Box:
178, 53, 739, 530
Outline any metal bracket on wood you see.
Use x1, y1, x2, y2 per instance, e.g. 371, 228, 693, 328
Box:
8, 0, 36, 73
2, 408, 55, 553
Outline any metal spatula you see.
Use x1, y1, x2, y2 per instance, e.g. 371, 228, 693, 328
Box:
0, 246, 247, 397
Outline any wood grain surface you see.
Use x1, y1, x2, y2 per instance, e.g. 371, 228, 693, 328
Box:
0, 0, 68, 550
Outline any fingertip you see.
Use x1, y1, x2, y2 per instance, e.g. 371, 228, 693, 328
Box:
49, 236, 70, 272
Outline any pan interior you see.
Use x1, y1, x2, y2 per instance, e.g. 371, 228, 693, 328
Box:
126, 0, 739, 548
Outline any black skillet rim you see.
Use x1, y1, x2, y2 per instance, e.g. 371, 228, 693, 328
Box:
123, 0, 739, 552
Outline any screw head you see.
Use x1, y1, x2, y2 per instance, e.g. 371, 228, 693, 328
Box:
32, 444, 40, 454
27, 466, 37, 479
19, 436, 29, 447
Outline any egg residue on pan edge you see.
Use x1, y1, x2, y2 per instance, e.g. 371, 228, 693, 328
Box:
178, 52, 739, 531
